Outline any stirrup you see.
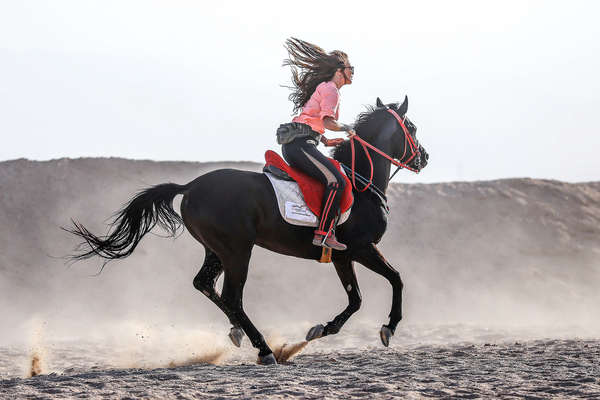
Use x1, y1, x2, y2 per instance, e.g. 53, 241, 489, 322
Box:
319, 247, 332, 263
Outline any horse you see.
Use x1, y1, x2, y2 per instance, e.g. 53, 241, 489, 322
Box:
67, 96, 429, 365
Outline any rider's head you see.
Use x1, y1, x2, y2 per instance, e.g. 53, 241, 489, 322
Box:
331, 51, 354, 87
284, 38, 353, 113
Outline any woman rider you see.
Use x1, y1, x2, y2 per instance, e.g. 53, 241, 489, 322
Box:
277, 37, 356, 251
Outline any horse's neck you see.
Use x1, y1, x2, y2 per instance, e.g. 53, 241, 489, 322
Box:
371, 157, 391, 194
358, 135, 392, 194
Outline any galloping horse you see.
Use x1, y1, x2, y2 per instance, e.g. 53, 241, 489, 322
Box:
67, 96, 429, 364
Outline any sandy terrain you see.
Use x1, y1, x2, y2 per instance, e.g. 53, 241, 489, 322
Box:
1, 335, 598, 399
1, 158, 599, 398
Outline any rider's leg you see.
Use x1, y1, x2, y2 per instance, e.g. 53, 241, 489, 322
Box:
296, 145, 347, 248
317, 181, 342, 237
282, 137, 347, 247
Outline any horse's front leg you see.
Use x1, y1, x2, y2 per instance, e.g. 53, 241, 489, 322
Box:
353, 243, 403, 347
306, 254, 362, 341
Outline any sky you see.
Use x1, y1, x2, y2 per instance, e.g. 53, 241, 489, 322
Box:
1, 0, 599, 183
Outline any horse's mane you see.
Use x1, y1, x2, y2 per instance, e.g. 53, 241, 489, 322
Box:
332, 104, 385, 165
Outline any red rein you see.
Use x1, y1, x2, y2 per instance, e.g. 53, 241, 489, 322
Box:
349, 108, 420, 192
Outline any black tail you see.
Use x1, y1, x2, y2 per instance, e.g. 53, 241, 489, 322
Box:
66, 182, 189, 262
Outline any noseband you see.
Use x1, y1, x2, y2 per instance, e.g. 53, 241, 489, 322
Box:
349, 108, 421, 193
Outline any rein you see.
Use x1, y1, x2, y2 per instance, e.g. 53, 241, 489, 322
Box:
348, 108, 420, 192
340, 163, 390, 214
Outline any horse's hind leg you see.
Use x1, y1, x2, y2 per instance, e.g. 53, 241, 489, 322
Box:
193, 247, 223, 299
306, 254, 362, 341
193, 247, 245, 346
219, 248, 276, 364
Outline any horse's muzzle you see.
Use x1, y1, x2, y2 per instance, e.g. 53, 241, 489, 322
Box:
413, 147, 429, 171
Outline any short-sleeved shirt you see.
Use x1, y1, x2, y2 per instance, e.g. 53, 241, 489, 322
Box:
292, 81, 339, 134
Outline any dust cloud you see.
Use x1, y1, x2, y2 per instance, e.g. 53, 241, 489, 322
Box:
27, 353, 42, 378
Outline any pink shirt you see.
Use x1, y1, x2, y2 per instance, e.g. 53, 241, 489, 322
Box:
292, 81, 340, 134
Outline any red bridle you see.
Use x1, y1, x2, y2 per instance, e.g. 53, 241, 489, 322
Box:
349, 108, 420, 192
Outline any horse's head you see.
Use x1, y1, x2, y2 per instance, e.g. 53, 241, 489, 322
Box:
333, 97, 429, 186
375, 96, 429, 172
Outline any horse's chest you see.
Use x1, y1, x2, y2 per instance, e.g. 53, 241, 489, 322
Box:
342, 202, 388, 244
371, 206, 388, 243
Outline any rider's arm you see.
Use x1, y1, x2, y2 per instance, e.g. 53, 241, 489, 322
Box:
320, 118, 354, 147
318, 83, 356, 142
320, 135, 340, 146
323, 117, 355, 137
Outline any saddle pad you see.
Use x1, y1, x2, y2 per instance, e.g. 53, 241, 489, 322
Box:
265, 172, 352, 227
264, 150, 353, 217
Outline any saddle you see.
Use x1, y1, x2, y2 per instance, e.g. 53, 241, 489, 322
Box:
263, 150, 353, 227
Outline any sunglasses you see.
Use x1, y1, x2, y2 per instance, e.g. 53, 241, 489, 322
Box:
344, 66, 355, 73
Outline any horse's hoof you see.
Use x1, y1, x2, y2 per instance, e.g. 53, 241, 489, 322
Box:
228, 327, 244, 347
380, 325, 393, 347
257, 353, 277, 365
306, 324, 325, 341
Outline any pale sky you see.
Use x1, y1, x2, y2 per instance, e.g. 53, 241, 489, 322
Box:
1, 1, 598, 183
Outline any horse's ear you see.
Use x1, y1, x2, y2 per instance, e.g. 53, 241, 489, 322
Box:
397, 95, 408, 116
376, 97, 385, 108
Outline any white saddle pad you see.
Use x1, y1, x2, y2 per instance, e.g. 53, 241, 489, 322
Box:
265, 172, 352, 227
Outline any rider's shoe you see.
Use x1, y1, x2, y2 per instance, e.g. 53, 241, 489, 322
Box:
312, 233, 325, 247
312, 232, 347, 251
324, 234, 347, 251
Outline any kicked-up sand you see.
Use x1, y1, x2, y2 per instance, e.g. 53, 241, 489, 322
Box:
1, 339, 598, 399
1, 324, 599, 399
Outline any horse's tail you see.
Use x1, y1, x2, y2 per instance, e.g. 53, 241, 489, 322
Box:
66, 182, 190, 262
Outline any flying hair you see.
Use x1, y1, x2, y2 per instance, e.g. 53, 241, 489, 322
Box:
283, 37, 348, 114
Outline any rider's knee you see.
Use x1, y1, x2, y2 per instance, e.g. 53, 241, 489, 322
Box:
327, 179, 346, 192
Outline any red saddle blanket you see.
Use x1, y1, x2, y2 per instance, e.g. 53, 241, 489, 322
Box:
264, 150, 353, 217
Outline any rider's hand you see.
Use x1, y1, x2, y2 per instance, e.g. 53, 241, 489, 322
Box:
346, 129, 357, 138
325, 138, 345, 147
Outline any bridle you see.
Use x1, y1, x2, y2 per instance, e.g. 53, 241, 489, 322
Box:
348, 107, 421, 194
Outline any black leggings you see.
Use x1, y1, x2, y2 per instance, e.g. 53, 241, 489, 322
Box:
282, 135, 347, 234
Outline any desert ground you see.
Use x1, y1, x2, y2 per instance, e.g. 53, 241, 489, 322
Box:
1, 158, 599, 398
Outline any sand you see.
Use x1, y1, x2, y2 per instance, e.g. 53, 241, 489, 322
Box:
1, 336, 598, 399
1, 158, 599, 398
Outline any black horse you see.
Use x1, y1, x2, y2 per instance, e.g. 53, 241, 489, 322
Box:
68, 96, 428, 364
